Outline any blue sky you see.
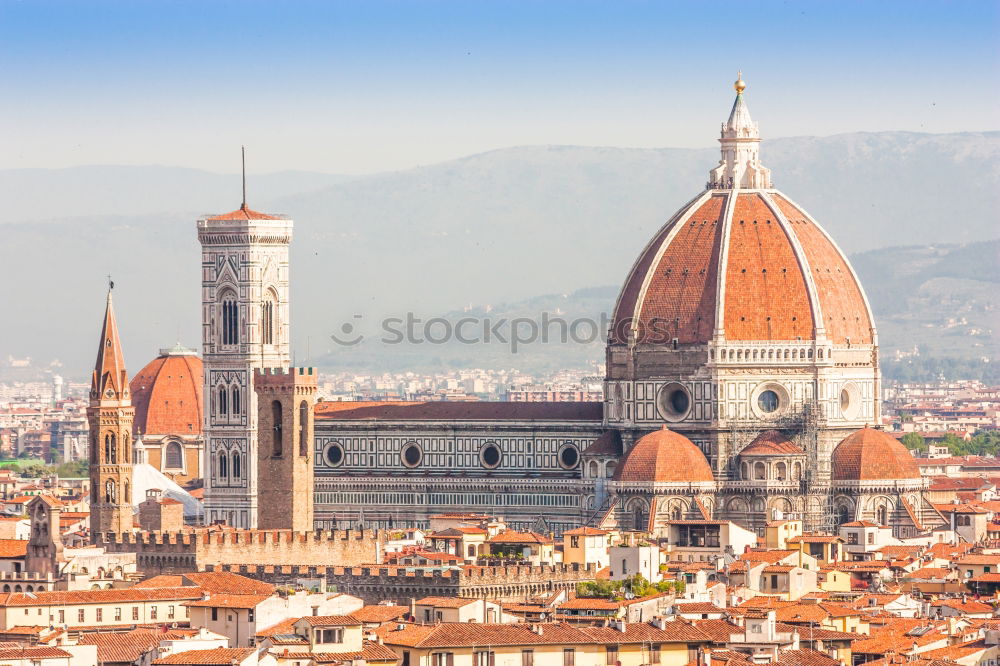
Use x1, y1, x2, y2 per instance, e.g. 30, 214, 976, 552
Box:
1, 0, 997, 173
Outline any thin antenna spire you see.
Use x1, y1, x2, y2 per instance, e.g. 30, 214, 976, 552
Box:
241, 146, 247, 210
107, 274, 114, 291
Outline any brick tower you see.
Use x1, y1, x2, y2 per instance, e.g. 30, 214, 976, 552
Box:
88, 290, 135, 541
198, 201, 292, 528
255, 367, 317, 531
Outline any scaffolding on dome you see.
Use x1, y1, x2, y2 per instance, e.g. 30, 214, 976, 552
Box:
725, 398, 837, 534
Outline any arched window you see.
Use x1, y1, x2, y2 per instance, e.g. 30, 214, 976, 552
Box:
104, 479, 116, 504
123, 481, 130, 505
231, 386, 240, 415
299, 400, 309, 457
105, 433, 117, 464
221, 294, 238, 345
122, 433, 130, 464
876, 505, 888, 526
165, 442, 183, 469
776, 462, 787, 481
631, 502, 648, 531
753, 461, 766, 480
261, 298, 275, 345
793, 461, 802, 480
218, 452, 229, 479
232, 452, 241, 479
271, 400, 283, 457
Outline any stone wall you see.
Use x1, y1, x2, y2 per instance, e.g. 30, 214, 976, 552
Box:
204, 562, 597, 604
97, 528, 384, 576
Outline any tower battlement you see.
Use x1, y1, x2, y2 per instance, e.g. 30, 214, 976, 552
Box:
254, 367, 317, 388
96, 528, 385, 577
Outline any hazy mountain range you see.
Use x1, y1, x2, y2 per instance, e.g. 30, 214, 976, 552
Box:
1, 130, 997, 378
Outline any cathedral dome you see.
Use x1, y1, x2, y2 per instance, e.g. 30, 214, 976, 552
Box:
610, 79, 875, 348
614, 426, 714, 483
831, 427, 920, 481
739, 430, 804, 456
130, 345, 203, 436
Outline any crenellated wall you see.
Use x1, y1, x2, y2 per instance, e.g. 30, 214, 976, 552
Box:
96, 528, 384, 576
203, 562, 597, 603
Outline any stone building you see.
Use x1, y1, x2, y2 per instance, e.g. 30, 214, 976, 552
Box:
309, 76, 941, 538
312, 402, 604, 534
87, 290, 135, 539
198, 202, 293, 529
255, 367, 317, 532
81, 75, 938, 542
211, 562, 597, 604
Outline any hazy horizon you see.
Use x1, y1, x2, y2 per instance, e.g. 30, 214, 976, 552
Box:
1, 0, 997, 174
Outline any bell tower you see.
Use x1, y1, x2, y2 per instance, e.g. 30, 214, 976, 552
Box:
88, 290, 135, 541
255, 367, 317, 531
198, 196, 292, 528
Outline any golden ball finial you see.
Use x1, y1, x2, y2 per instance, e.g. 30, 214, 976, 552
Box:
734, 70, 746, 94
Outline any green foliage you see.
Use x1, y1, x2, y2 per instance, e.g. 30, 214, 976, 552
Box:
940, 430, 1000, 457
0, 459, 88, 479
576, 574, 680, 600
900, 433, 927, 453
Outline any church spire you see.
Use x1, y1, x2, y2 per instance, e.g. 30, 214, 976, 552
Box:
91, 288, 130, 405
708, 72, 772, 190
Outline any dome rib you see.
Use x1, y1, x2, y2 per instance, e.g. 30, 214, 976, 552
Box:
762, 191, 825, 338
771, 193, 876, 345
610, 190, 714, 344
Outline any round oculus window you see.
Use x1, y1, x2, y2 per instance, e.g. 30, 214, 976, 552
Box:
757, 390, 780, 413
324, 442, 344, 467
401, 442, 423, 468
480, 443, 502, 469
558, 444, 580, 469
840, 383, 862, 420
657, 382, 692, 422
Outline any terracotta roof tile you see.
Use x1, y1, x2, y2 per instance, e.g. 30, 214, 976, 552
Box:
740, 430, 805, 456
415, 597, 478, 608
153, 647, 256, 664
614, 427, 714, 483
488, 530, 552, 545
130, 351, 203, 436
204, 205, 281, 221
184, 594, 271, 609
832, 427, 921, 481
0, 539, 27, 558
351, 605, 409, 623
79, 629, 193, 663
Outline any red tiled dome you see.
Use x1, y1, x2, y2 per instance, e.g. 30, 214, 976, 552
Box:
610, 191, 874, 346
130, 347, 203, 436
740, 430, 804, 456
831, 427, 920, 481
614, 427, 714, 483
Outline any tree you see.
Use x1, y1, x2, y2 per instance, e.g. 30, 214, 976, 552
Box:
900, 433, 927, 453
